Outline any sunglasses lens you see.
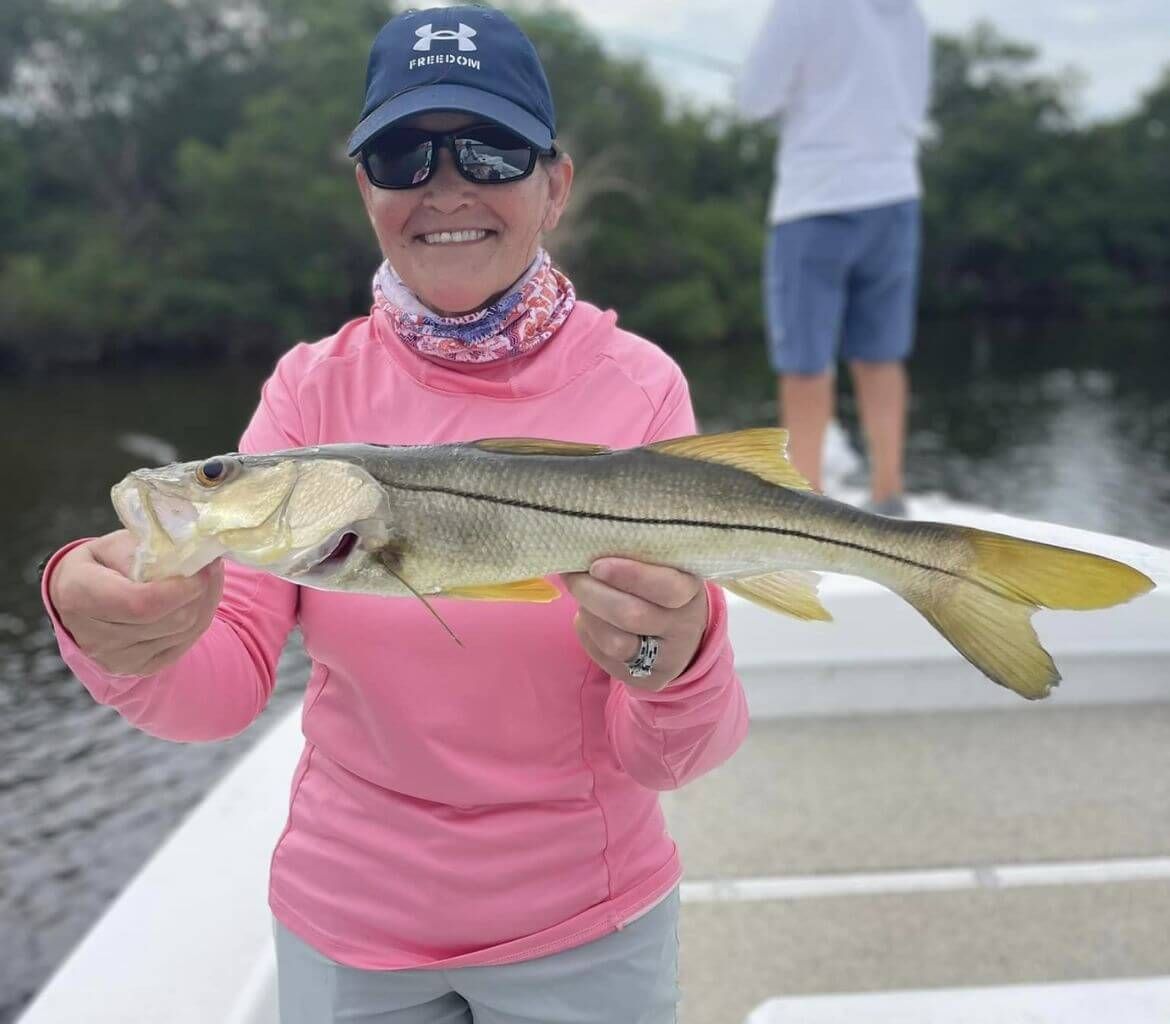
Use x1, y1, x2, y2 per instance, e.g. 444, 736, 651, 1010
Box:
454, 126, 536, 183
365, 131, 434, 188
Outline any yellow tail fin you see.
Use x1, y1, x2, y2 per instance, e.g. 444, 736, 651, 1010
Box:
962, 531, 1155, 610
902, 529, 1154, 699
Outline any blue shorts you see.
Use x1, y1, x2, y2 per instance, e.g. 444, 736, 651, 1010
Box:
763, 199, 921, 375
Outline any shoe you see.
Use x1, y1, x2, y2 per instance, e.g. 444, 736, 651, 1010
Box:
864, 494, 909, 518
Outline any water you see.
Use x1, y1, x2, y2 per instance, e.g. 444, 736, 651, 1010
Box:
688, 318, 1170, 545
2, 318, 1169, 1021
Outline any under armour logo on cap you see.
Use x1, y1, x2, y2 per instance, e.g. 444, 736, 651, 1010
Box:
349, 6, 557, 157
413, 23, 478, 52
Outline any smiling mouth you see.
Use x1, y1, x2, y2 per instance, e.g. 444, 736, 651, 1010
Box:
418, 229, 493, 246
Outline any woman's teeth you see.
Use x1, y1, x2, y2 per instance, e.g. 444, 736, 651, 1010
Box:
422, 229, 489, 245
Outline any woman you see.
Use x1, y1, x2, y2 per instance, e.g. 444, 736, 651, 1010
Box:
43, 7, 749, 1022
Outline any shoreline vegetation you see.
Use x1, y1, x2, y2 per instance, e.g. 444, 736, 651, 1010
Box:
1, 2, 1167, 374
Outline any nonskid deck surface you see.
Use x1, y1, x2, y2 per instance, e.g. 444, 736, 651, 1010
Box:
666, 704, 1170, 1023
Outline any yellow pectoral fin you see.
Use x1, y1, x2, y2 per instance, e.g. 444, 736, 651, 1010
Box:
647, 429, 813, 491
722, 571, 833, 621
440, 578, 563, 603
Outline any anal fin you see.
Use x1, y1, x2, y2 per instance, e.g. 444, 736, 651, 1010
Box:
721, 571, 832, 621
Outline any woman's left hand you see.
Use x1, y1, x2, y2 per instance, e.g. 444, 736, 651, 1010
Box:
562, 558, 709, 691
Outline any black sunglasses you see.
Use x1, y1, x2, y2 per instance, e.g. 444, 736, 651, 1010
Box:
360, 122, 555, 190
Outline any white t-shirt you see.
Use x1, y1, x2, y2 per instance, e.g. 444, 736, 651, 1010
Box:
737, 0, 931, 223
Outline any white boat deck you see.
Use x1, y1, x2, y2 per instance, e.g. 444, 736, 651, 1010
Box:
666, 701, 1170, 1022
746, 978, 1170, 1023
17, 492, 1170, 1024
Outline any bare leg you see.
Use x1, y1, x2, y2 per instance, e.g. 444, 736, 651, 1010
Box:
848, 359, 907, 503
778, 372, 834, 493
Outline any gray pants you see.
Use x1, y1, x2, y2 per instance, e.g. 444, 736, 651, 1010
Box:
274, 888, 680, 1023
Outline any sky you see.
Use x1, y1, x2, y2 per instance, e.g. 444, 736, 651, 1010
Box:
528, 0, 1170, 123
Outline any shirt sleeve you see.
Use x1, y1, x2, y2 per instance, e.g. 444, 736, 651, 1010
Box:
915, 14, 933, 129
603, 369, 750, 791
40, 353, 307, 743
736, 0, 808, 121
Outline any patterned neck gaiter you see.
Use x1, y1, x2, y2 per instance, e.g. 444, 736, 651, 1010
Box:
373, 250, 576, 364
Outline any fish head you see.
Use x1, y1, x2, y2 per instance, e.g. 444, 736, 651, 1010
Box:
111, 451, 391, 584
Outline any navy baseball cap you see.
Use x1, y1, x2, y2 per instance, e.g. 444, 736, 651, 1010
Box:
347, 6, 557, 157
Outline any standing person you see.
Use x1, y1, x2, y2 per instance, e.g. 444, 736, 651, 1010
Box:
737, 0, 931, 515
41, 7, 748, 1023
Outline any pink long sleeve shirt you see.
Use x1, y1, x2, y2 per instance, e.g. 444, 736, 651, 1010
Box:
43, 300, 750, 969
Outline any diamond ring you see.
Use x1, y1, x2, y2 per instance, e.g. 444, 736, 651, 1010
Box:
625, 635, 661, 678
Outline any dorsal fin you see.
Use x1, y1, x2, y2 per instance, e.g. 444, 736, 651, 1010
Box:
647, 429, 812, 491
473, 438, 612, 457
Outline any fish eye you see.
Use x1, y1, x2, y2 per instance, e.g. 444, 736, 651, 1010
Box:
195, 456, 237, 488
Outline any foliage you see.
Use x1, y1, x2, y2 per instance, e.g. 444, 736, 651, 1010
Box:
921, 24, 1168, 315
0, 1, 1167, 368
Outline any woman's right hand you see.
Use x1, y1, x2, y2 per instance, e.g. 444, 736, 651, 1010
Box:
48, 530, 224, 677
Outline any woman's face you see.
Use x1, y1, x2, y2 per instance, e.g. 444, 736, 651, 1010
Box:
356, 112, 573, 317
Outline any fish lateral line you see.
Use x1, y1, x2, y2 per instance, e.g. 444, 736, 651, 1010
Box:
380, 479, 961, 583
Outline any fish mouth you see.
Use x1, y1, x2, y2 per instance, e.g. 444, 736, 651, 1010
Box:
112, 477, 197, 548
111, 475, 219, 581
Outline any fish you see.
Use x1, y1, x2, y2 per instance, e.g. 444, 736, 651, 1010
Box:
110, 428, 1155, 700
